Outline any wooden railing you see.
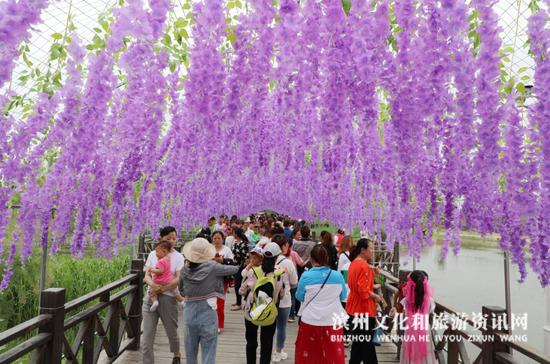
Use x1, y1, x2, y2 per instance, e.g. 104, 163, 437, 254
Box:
0, 259, 143, 364
2, 253, 547, 364
378, 269, 550, 364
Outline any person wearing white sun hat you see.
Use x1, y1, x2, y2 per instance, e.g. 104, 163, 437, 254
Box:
181, 238, 239, 364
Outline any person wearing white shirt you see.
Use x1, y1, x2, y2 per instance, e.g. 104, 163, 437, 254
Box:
212, 231, 235, 332
337, 236, 355, 285
272, 235, 299, 362
225, 228, 236, 251
143, 226, 185, 364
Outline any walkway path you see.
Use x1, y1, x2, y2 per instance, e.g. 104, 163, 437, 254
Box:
117, 293, 399, 363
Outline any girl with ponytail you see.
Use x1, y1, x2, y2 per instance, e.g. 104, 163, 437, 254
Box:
400, 270, 437, 364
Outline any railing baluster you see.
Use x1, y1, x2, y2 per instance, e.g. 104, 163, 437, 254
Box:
82, 316, 94, 364
448, 329, 460, 364
457, 340, 472, 364
110, 300, 121, 356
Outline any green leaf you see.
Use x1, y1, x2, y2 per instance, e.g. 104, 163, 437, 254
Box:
175, 17, 186, 28
473, 33, 480, 50
50, 44, 61, 60
516, 82, 526, 94
227, 32, 237, 44
92, 34, 106, 49
517, 67, 528, 74
22, 52, 33, 67
499, 46, 515, 55
180, 28, 189, 39
101, 20, 110, 32
342, 0, 351, 15
528, 0, 540, 12
51, 33, 63, 40
18, 75, 29, 85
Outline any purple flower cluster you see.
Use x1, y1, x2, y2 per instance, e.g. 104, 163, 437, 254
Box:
0, 0, 549, 289
527, 3, 550, 287
0, 0, 48, 88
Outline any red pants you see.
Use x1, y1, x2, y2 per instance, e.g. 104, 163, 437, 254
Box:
216, 282, 229, 329
295, 321, 345, 364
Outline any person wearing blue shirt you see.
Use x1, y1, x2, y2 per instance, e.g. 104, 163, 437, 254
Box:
283, 220, 293, 239
295, 245, 348, 364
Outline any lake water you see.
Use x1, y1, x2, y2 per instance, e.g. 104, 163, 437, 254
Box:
399, 241, 549, 362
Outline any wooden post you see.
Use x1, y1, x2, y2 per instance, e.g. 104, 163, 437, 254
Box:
127, 259, 143, 350
39, 288, 66, 364
393, 241, 400, 277
482, 306, 511, 364
137, 233, 145, 260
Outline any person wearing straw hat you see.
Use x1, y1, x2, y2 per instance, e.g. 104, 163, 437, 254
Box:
181, 238, 239, 364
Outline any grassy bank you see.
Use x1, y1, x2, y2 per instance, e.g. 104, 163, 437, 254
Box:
0, 249, 131, 362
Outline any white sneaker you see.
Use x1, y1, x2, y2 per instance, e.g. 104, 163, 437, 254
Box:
280, 351, 288, 360
272, 351, 282, 362
150, 300, 159, 312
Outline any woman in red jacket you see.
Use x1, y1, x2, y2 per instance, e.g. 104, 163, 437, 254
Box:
345, 238, 383, 364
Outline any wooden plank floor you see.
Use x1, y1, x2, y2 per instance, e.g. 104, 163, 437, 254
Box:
116, 291, 399, 363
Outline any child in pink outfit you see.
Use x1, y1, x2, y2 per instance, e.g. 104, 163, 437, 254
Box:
148, 241, 184, 312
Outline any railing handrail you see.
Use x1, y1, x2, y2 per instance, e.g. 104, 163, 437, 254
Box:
0, 260, 143, 364
496, 335, 550, 364
0, 314, 52, 347
63, 284, 138, 330
64, 273, 138, 312
0, 332, 52, 363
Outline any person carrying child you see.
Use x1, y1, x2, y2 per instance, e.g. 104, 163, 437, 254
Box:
147, 240, 185, 312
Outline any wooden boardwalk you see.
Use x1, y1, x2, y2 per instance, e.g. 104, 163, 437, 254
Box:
116, 292, 399, 363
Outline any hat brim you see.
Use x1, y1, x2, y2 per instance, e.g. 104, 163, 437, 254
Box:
182, 242, 215, 263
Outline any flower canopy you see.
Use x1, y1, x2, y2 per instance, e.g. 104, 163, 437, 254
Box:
0, 0, 549, 289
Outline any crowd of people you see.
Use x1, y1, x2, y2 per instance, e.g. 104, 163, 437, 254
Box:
141, 214, 437, 364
